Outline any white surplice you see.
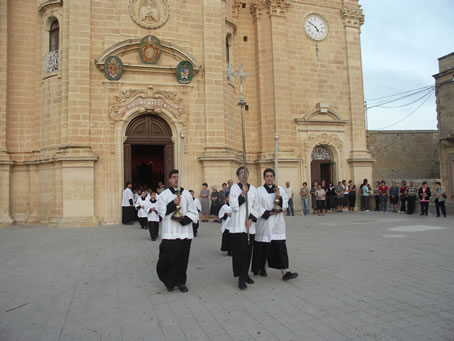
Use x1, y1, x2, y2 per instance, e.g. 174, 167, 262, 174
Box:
228, 183, 260, 234
147, 199, 159, 222
121, 188, 134, 207
218, 204, 232, 233
157, 188, 198, 240
255, 185, 289, 242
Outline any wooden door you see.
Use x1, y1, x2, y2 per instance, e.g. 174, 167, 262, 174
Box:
164, 143, 174, 187
311, 162, 320, 185
124, 143, 132, 185
124, 114, 173, 187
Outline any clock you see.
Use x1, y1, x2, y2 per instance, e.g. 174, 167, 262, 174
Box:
303, 13, 329, 41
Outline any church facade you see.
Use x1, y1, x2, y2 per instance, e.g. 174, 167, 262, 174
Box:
0, 0, 374, 226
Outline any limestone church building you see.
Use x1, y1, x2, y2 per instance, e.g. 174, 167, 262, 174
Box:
0, 0, 374, 226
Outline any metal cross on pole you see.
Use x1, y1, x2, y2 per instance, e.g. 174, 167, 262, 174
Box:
234, 64, 251, 244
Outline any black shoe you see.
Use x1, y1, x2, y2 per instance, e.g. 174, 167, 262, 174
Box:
282, 271, 298, 281
151, 237, 156, 241
126, 222, 134, 225
166, 286, 174, 292
178, 285, 188, 293
253, 271, 258, 276
238, 279, 247, 290
227, 250, 232, 256
244, 275, 254, 284
259, 269, 268, 277
436, 215, 440, 217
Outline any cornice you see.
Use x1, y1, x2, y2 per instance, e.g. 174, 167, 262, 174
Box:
250, 0, 291, 19
38, 0, 62, 14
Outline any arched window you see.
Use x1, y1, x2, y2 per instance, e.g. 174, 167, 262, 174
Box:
49, 19, 59, 52
226, 34, 230, 63
225, 33, 233, 81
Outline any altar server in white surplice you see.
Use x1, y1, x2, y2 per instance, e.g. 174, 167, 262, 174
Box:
135, 190, 150, 229
229, 167, 261, 290
218, 193, 232, 256
156, 169, 198, 293
189, 190, 202, 237
252, 168, 298, 281
147, 192, 160, 241
121, 182, 134, 225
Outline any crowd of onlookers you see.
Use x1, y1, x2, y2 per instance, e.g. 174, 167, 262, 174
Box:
300, 179, 448, 218
125, 178, 448, 225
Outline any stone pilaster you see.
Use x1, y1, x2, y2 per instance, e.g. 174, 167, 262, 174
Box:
251, 0, 292, 159
48, 148, 99, 227
342, 2, 374, 180
202, 0, 227, 155
61, 0, 91, 147
0, 0, 12, 226
50, 0, 98, 226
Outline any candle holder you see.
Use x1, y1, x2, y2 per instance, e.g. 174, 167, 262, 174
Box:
171, 190, 184, 222
271, 187, 283, 213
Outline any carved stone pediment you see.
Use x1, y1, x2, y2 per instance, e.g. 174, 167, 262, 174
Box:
109, 88, 187, 123
95, 38, 201, 78
296, 104, 347, 126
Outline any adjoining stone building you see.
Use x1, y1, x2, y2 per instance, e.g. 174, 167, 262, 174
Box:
0, 0, 374, 226
434, 52, 454, 200
367, 130, 439, 182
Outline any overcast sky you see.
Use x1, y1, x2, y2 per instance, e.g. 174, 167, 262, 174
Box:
359, 0, 454, 131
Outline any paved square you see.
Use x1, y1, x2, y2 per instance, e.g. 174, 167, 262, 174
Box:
1, 212, 453, 340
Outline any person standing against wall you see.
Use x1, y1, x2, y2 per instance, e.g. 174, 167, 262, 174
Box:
285, 181, 295, 216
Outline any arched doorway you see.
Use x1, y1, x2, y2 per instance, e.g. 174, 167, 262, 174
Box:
310, 145, 334, 185
124, 114, 173, 190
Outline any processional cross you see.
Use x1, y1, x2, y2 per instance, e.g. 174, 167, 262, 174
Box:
234, 64, 251, 244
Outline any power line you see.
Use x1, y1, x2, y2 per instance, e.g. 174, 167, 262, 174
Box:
374, 91, 434, 130
366, 86, 434, 109
371, 87, 434, 109
366, 85, 433, 103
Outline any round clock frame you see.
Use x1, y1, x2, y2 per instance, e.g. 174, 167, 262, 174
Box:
303, 13, 329, 42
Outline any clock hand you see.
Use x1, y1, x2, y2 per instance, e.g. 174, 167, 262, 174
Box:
308, 21, 320, 32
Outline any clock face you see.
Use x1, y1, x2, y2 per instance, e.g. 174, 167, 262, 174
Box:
303, 14, 328, 41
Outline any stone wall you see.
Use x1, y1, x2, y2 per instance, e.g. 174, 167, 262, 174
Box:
367, 130, 440, 181
434, 52, 454, 200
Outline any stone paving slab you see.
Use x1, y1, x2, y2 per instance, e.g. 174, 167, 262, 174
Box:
0, 211, 453, 341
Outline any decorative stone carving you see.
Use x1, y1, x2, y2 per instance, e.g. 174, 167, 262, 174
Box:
226, 63, 234, 82
44, 50, 59, 73
232, 0, 242, 19
303, 133, 343, 152
104, 56, 123, 81
341, 6, 365, 28
139, 35, 161, 64
129, 0, 170, 30
109, 88, 187, 124
250, 0, 291, 18
176, 61, 193, 84
311, 146, 331, 161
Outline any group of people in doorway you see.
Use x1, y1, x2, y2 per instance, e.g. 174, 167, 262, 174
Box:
122, 167, 298, 292
298, 179, 448, 218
